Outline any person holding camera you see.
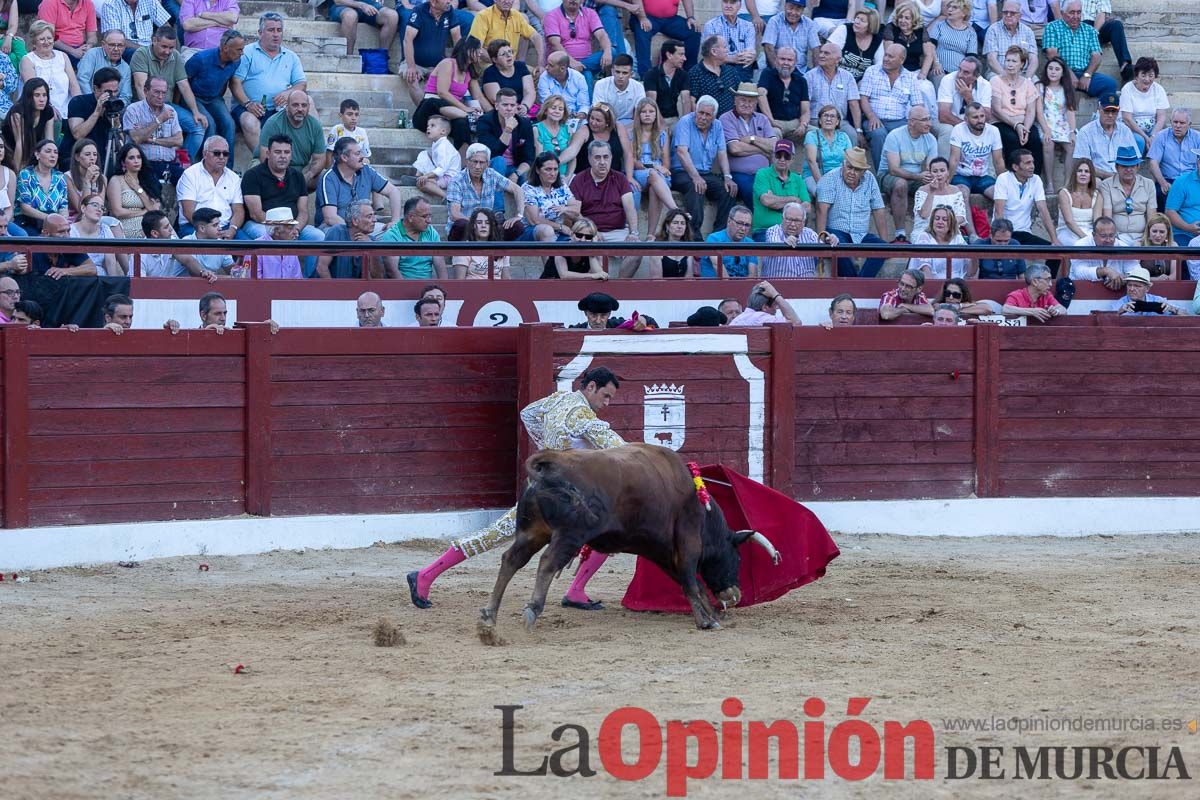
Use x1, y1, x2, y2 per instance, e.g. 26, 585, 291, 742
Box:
59, 66, 122, 172
1110, 266, 1182, 316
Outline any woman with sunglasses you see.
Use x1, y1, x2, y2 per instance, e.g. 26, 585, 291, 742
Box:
990, 45, 1043, 177
933, 277, 994, 318
561, 102, 632, 180
70, 192, 128, 276
540, 217, 610, 280
648, 208, 698, 278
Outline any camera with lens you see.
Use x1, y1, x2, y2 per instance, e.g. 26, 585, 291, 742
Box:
102, 94, 125, 118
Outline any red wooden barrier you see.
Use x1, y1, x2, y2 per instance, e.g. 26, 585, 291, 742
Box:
3, 322, 1200, 530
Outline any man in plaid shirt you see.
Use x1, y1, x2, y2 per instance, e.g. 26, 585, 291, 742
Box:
1043, 0, 1115, 100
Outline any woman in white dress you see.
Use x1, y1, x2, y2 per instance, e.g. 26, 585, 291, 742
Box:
910, 205, 972, 279
1055, 158, 1100, 247
1118, 57, 1170, 156
912, 156, 973, 238
18, 20, 78, 119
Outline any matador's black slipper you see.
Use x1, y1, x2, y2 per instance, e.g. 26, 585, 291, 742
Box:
561, 598, 605, 611
408, 571, 432, 609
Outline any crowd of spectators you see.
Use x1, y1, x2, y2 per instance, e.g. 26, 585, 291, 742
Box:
0, 0, 1196, 318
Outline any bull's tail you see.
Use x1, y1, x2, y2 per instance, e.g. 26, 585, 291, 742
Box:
525, 454, 604, 531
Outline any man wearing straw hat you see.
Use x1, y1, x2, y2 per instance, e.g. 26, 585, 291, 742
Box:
814, 146, 889, 277
721, 81, 778, 207
1110, 266, 1183, 316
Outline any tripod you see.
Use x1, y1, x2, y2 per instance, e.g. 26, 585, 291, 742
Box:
101, 112, 129, 178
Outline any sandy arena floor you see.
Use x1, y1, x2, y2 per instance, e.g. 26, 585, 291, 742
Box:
2, 532, 1198, 799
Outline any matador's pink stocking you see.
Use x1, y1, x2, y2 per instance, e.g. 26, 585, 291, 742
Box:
562, 550, 609, 608
408, 547, 466, 608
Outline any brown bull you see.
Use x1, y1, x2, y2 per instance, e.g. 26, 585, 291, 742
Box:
478, 444, 778, 633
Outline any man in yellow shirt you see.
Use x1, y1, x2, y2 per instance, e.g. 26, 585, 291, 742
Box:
469, 0, 545, 77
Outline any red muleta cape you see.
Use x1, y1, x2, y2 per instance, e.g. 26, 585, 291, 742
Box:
621, 465, 840, 612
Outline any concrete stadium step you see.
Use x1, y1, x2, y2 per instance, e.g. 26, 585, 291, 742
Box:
238, 0, 317, 19
315, 106, 403, 128
308, 89, 396, 111
306, 71, 407, 95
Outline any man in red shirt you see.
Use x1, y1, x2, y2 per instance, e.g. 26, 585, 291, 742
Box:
38, 0, 98, 65
879, 269, 933, 321
1002, 263, 1067, 322
569, 139, 642, 276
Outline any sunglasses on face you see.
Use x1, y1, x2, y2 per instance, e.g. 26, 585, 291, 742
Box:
944, 290, 963, 299
775, 152, 792, 160
576, 232, 595, 239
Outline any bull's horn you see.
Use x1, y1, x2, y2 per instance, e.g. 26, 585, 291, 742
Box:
748, 531, 782, 565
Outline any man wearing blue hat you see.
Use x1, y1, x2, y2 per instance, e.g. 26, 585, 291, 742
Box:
1166, 150, 1200, 247
1072, 92, 1137, 180
1099, 145, 1155, 246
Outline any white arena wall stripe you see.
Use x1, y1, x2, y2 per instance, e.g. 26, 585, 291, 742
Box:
5, 498, 1200, 570
135, 299, 238, 329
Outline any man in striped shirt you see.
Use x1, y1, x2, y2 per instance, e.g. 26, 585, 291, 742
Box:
762, 201, 837, 278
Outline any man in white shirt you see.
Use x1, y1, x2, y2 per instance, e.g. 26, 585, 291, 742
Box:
175, 136, 245, 236
949, 102, 1004, 200
935, 56, 991, 156
1069, 216, 1138, 289
590, 54, 645, 126
993, 148, 1060, 273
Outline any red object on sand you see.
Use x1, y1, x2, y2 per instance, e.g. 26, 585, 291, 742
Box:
234, 664, 246, 674
198, 564, 210, 572
622, 465, 840, 613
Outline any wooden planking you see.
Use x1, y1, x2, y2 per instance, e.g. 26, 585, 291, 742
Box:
795, 350, 974, 374
795, 463, 975, 482
999, 479, 1200, 498
999, 373, 1200, 396
271, 426, 517, 456
1002, 418, 1200, 440
25, 330, 246, 357
29, 482, 245, 508
998, 461, 1200, 480
271, 493, 514, 516
29, 407, 243, 435
792, 480, 975, 501
272, 402, 515, 431
796, 374, 974, 398
794, 396, 974, 421
269, 328, 520, 356
29, 458, 243, 488
28, 356, 245, 384
270, 354, 517, 382
270, 474, 513, 499
999, 440, 1200, 463
1002, 394, 1200, 418
796, 441, 974, 466
1000, 328, 1200, 352
29, 382, 245, 409
1000, 350, 1200, 374
795, 418, 973, 443
601, 402, 754, 430
273, 450, 513, 481
271, 379, 517, 406
793, 327, 975, 351
29, 501, 245, 526
28, 432, 244, 463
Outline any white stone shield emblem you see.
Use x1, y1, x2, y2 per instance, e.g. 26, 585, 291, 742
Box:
644, 384, 685, 450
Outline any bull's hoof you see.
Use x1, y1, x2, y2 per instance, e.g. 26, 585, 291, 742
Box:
697, 618, 722, 630
477, 618, 506, 646
523, 607, 539, 632
561, 598, 604, 611
407, 571, 431, 609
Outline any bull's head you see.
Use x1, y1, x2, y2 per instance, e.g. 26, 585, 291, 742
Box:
698, 501, 781, 608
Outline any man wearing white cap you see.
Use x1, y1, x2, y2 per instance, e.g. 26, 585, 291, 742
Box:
1110, 267, 1183, 316
254, 207, 303, 279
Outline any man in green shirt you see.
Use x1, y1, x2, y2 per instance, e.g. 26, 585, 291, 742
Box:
258, 90, 327, 190
751, 139, 810, 239
381, 197, 449, 280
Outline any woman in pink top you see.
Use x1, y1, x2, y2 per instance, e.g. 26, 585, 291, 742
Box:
412, 36, 483, 149
990, 45, 1044, 175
